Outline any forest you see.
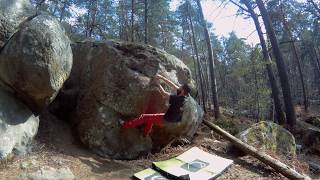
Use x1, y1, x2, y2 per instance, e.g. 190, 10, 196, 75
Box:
0, 0, 319, 179
31, 0, 320, 125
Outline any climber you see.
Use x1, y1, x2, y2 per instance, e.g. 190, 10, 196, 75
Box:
121, 74, 191, 136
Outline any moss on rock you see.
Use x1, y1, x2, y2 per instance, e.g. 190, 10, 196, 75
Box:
237, 121, 296, 158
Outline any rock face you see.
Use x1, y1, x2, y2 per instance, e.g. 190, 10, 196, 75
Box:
51, 41, 202, 159
20, 166, 75, 180
0, 88, 39, 159
151, 96, 204, 147
0, 15, 73, 113
237, 121, 296, 157
0, 0, 35, 48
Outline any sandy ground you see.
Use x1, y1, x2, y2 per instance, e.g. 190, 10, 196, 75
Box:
0, 110, 316, 180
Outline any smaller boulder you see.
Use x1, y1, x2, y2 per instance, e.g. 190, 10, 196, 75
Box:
0, 88, 39, 159
302, 127, 320, 153
237, 121, 296, 158
20, 166, 75, 180
305, 116, 320, 129
0, 15, 72, 113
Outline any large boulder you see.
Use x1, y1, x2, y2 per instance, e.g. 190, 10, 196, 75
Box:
0, 88, 39, 159
0, 15, 73, 113
237, 121, 296, 158
51, 41, 202, 159
0, 0, 35, 48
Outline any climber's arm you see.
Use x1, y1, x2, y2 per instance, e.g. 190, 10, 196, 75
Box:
158, 83, 170, 99
155, 74, 179, 91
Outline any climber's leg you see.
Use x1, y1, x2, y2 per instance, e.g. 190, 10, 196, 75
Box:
142, 113, 165, 136
122, 113, 165, 135
122, 114, 148, 128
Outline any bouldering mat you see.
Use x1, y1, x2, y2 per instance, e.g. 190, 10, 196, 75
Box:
133, 168, 168, 180
134, 147, 233, 180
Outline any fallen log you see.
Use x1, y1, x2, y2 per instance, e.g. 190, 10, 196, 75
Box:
203, 120, 309, 180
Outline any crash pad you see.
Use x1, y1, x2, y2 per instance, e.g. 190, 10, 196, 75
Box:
133, 168, 168, 180
134, 147, 233, 180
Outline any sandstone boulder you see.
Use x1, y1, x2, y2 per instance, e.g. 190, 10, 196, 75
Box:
0, 0, 35, 48
237, 121, 296, 158
305, 116, 320, 129
51, 41, 202, 159
0, 15, 72, 113
303, 127, 320, 153
0, 88, 39, 159
20, 166, 75, 180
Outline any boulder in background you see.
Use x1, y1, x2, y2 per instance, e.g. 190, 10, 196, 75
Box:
0, 88, 39, 159
0, 15, 73, 113
237, 121, 296, 158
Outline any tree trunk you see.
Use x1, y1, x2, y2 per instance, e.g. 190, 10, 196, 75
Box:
195, 0, 220, 119
144, 0, 148, 44
256, 0, 297, 126
59, 0, 68, 22
281, 8, 308, 112
88, 0, 98, 38
188, 33, 201, 103
85, 1, 91, 38
52, 0, 59, 15
203, 120, 308, 180
312, 45, 320, 74
131, 0, 135, 42
251, 54, 260, 120
312, 44, 320, 95
181, 28, 185, 59
186, 0, 206, 112
118, 0, 124, 40
301, 39, 320, 96
242, 0, 285, 124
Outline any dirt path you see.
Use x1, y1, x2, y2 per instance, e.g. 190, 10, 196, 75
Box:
0, 111, 291, 179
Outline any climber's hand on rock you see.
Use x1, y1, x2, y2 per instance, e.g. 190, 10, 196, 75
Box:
151, 76, 160, 85
155, 74, 164, 80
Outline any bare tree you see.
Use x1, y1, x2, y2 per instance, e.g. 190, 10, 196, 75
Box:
59, 0, 68, 22
131, 0, 135, 42
280, 5, 308, 112
195, 0, 221, 119
144, 0, 148, 44
238, 0, 285, 124
186, 0, 207, 112
256, 0, 297, 126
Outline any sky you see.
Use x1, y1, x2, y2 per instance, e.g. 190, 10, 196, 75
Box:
69, 0, 306, 45
170, 0, 307, 45
170, 0, 260, 45
200, 0, 260, 45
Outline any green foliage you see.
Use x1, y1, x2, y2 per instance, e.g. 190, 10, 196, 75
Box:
216, 33, 271, 119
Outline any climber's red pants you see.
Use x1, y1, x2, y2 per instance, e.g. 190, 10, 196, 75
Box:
122, 113, 165, 136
